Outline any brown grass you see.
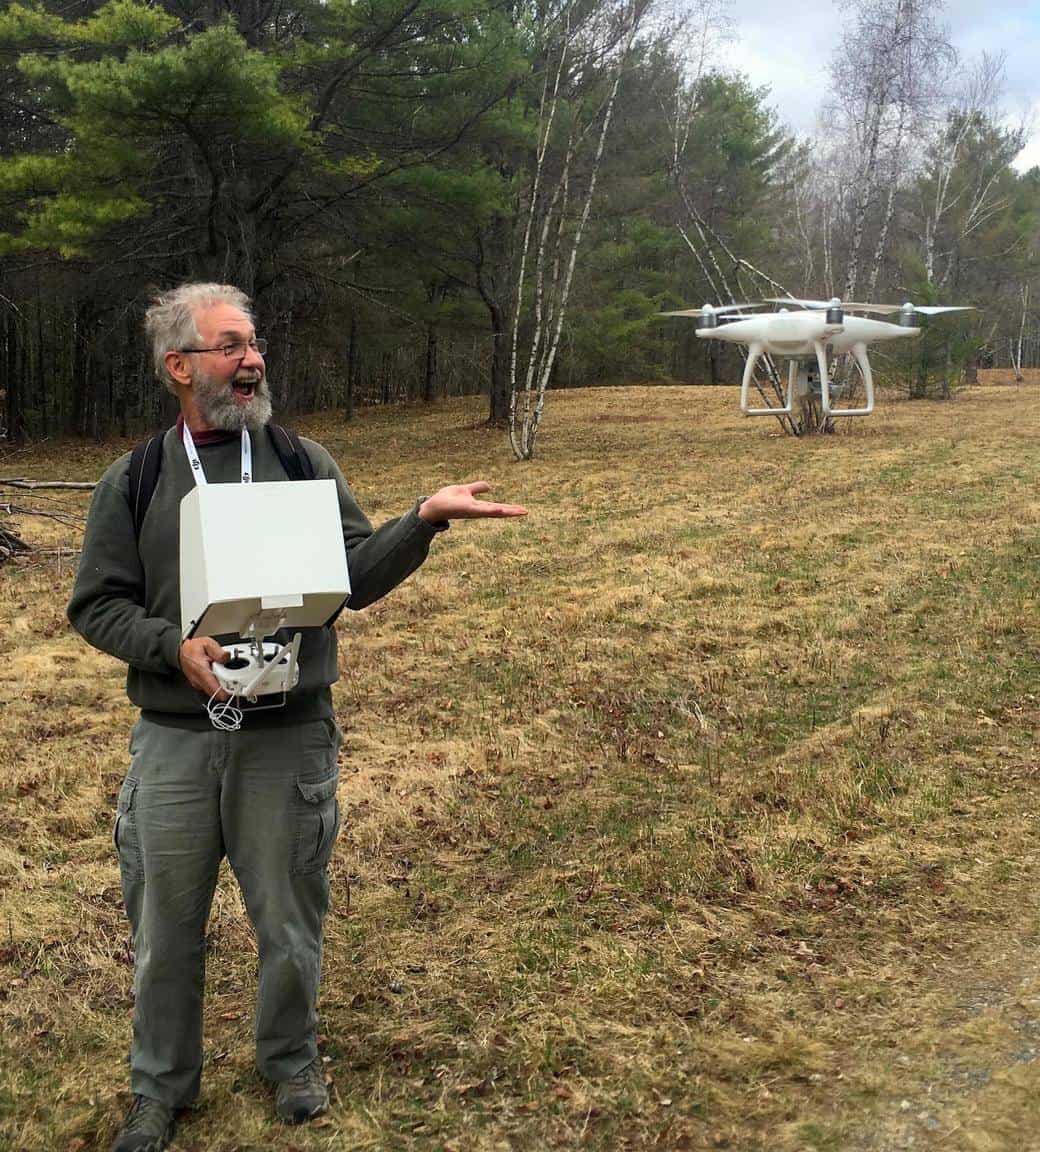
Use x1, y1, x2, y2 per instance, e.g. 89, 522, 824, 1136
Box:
978, 367, 1040, 387
0, 382, 1038, 1151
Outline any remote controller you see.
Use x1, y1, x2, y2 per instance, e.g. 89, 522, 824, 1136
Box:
212, 636, 301, 699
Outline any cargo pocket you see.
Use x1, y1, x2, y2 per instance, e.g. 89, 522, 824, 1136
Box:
113, 776, 144, 883
291, 772, 340, 875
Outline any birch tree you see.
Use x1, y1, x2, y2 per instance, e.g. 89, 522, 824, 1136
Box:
825, 0, 954, 301
508, 0, 650, 460
1011, 284, 1031, 381
918, 54, 1019, 290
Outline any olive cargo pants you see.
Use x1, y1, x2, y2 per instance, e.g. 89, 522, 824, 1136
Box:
113, 715, 342, 1107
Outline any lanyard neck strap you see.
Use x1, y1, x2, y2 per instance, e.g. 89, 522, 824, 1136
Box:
182, 424, 252, 486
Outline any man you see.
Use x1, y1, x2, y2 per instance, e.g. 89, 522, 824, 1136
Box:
67, 282, 526, 1152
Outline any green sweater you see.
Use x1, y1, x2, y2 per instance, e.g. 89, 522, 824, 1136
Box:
67, 427, 443, 728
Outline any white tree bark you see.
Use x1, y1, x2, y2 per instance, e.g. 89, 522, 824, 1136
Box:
829, 0, 954, 300
866, 97, 908, 299
508, 16, 572, 460
509, 0, 649, 461
921, 53, 1007, 290
1013, 283, 1029, 381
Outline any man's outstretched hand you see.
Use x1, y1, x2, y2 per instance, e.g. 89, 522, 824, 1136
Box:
419, 482, 527, 524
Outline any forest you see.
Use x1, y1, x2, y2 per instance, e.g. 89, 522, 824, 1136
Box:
1, 0, 1038, 443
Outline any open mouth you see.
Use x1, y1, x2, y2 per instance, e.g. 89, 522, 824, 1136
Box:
232, 380, 257, 399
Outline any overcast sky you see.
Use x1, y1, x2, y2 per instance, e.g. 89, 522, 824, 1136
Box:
717, 0, 1040, 171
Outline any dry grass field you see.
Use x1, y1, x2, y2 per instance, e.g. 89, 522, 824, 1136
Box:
0, 380, 1037, 1151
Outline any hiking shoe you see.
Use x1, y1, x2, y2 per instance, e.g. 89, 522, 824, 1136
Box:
274, 1056, 329, 1124
111, 1094, 176, 1152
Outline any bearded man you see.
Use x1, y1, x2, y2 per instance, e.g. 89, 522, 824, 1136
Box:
67, 283, 526, 1152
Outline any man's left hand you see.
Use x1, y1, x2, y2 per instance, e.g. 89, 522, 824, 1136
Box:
419, 482, 527, 523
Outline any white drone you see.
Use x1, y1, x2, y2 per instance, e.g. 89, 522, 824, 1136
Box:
662, 297, 974, 417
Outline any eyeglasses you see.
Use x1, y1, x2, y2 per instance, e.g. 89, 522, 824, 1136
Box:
179, 338, 267, 360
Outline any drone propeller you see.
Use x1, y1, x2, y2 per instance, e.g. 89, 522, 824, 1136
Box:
765, 297, 975, 319
850, 302, 976, 317
659, 302, 763, 318
764, 296, 876, 311
765, 296, 821, 309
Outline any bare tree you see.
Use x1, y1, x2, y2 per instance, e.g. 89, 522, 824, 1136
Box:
509, 0, 651, 460
920, 53, 1017, 290
651, 0, 733, 179
645, 0, 812, 432
825, 0, 955, 301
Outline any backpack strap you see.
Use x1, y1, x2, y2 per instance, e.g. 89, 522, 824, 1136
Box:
129, 425, 314, 542
129, 432, 165, 541
267, 424, 315, 481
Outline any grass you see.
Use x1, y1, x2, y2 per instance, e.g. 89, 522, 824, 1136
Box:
0, 377, 1038, 1150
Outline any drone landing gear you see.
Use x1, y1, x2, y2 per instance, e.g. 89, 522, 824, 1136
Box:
740, 339, 876, 421
740, 340, 831, 418
820, 341, 874, 417
740, 342, 792, 415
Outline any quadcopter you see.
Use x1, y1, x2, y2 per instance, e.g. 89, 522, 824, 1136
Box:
661, 298, 974, 417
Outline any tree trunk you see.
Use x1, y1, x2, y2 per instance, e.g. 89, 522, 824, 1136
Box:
380, 353, 392, 406
941, 339, 953, 400
1014, 285, 1029, 381
843, 109, 881, 302
4, 310, 21, 444
488, 300, 509, 425
866, 160, 899, 301
424, 325, 439, 403
344, 309, 356, 421
72, 301, 89, 437
35, 290, 45, 438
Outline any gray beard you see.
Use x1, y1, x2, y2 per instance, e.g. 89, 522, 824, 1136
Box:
193, 371, 273, 433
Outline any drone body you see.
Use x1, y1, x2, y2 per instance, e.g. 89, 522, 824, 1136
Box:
696, 308, 918, 417
661, 298, 972, 419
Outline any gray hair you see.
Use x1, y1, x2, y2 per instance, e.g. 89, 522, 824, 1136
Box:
144, 283, 253, 394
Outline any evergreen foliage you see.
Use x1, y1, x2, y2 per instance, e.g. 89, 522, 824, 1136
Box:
0, 0, 1037, 439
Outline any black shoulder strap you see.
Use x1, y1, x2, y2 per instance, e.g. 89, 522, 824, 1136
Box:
129, 432, 165, 541
130, 424, 314, 542
267, 424, 315, 481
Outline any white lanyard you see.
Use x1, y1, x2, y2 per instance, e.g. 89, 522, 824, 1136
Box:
181, 425, 252, 486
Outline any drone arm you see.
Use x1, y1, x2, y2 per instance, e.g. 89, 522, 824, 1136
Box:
740, 342, 793, 416
822, 341, 874, 417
